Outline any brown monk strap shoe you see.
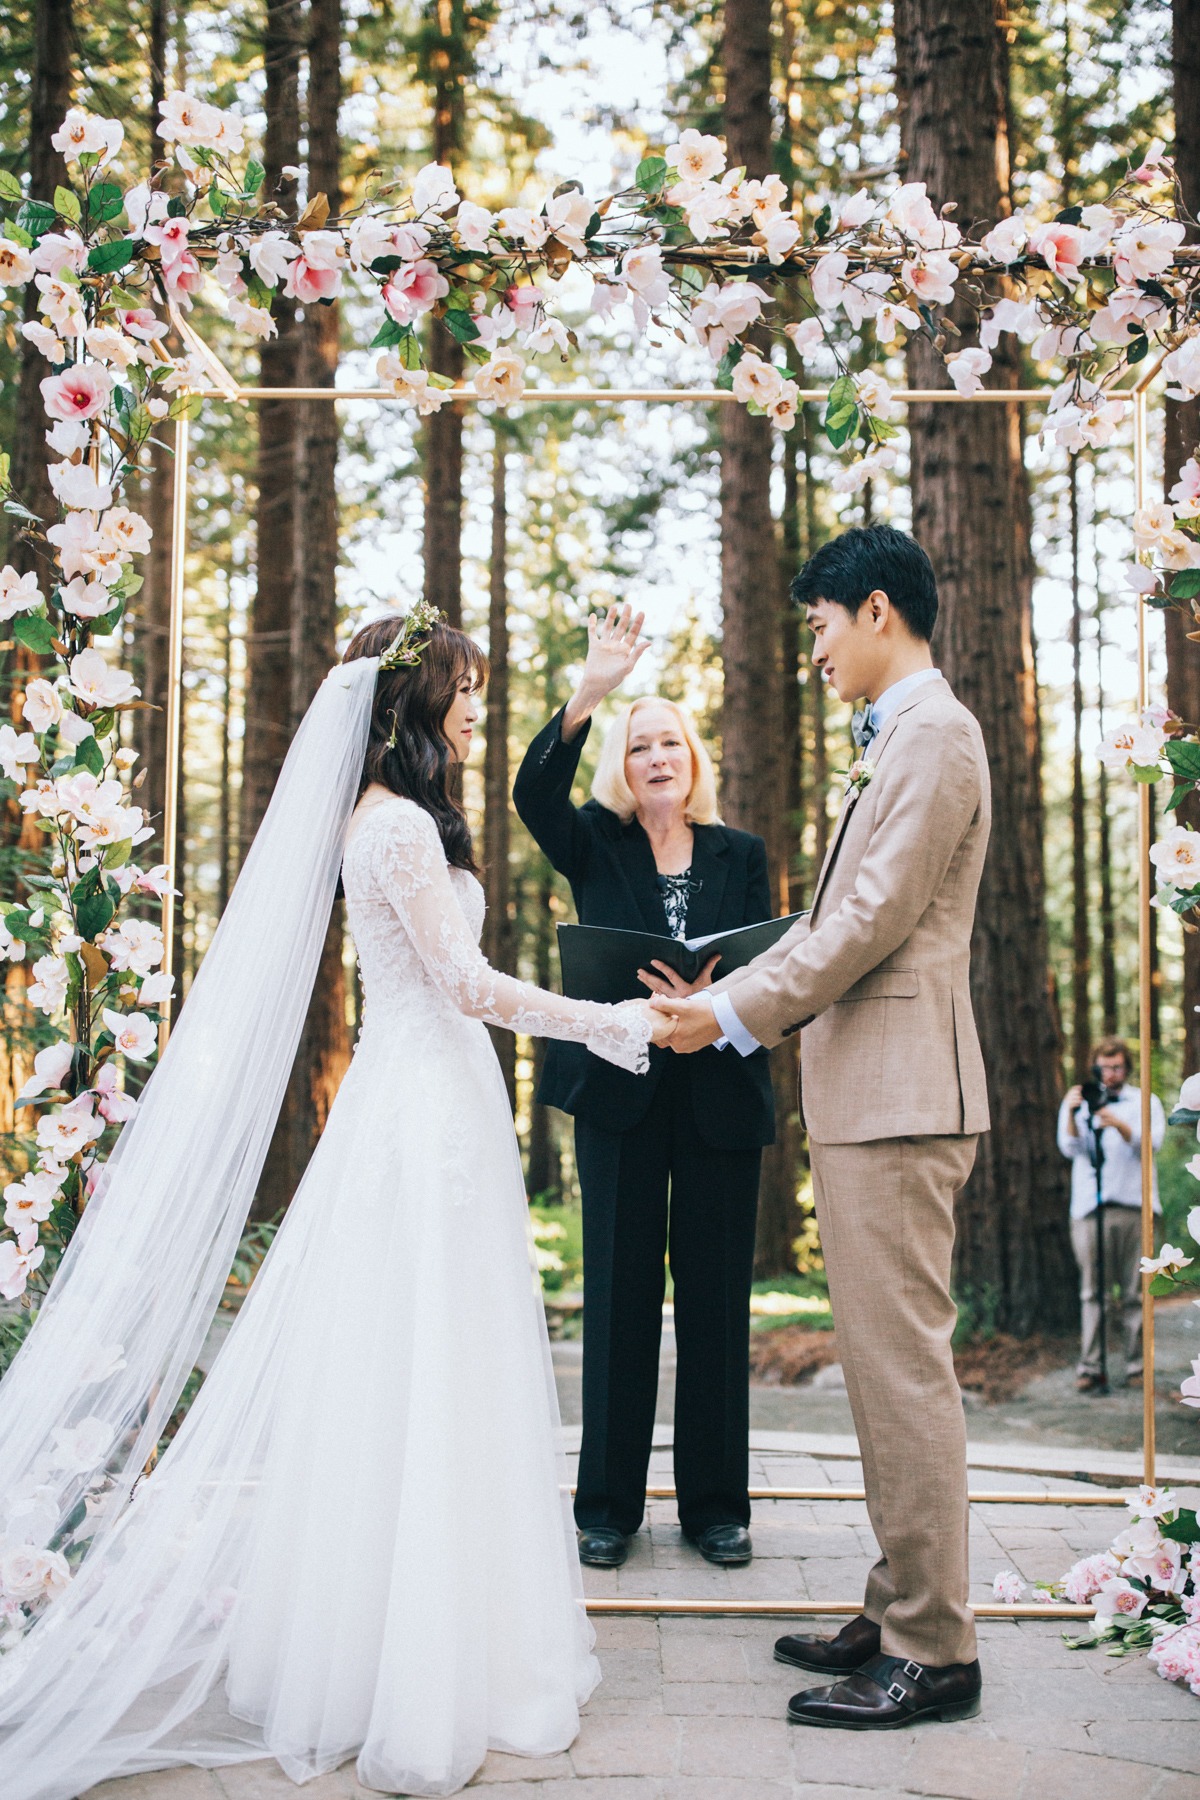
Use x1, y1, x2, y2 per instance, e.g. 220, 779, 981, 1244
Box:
787, 1652, 982, 1730
775, 1613, 882, 1675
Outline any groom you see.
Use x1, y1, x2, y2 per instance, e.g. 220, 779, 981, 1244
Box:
653, 524, 990, 1729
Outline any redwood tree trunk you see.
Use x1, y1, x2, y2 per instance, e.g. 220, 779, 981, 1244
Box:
244, 0, 304, 1221
421, 0, 467, 625
1167, 0, 1200, 1073
722, 0, 795, 1277
483, 434, 516, 1104
894, 0, 1074, 1333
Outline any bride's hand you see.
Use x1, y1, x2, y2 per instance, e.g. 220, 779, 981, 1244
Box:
562, 605, 649, 739
630, 998, 677, 1046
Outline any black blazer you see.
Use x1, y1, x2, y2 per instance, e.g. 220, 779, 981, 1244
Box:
513, 708, 776, 1152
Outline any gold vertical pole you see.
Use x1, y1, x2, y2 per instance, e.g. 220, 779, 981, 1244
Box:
1133, 386, 1156, 1488
159, 412, 189, 1053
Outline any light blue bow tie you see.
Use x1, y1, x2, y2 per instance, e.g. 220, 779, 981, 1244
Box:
851, 705, 878, 750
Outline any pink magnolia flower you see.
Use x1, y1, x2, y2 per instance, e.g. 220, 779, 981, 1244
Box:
946, 347, 992, 398
1028, 220, 1088, 282
32, 231, 87, 277
116, 307, 166, 343
13, 1043, 74, 1108
1093, 1576, 1148, 1622
145, 216, 191, 266
94, 1062, 138, 1124
40, 363, 112, 423
390, 222, 432, 262
382, 260, 449, 323
163, 252, 203, 304
1113, 220, 1186, 286
102, 1008, 157, 1061
666, 128, 726, 185
0, 1238, 45, 1301
901, 251, 958, 306
1133, 138, 1172, 185
887, 181, 960, 249
1169, 459, 1200, 510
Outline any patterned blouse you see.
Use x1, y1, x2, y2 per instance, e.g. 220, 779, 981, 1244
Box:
656, 869, 693, 941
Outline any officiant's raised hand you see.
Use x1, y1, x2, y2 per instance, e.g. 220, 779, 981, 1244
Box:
562, 603, 650, 742
636, 954, 720, 1000
649, 991, 723, 1054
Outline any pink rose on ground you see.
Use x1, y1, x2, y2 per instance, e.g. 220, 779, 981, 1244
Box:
382, 259, 449, 323
40, 363, 111, 422
1149, 1622, 1200, 1696
1059, 1552, 1120, 1604
992, 1570, 1026, 1603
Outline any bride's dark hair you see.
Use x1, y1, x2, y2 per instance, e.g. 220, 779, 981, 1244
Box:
342, 614, 487, 873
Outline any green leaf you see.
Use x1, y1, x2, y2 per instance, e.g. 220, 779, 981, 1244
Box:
824, 374, 859, 449
1170, 571, 1200, 600
1160, 1508, 1200, 1544
635, 156, 669, 194
714, 343, 745, 392
1127, 332, 1149, 365
443, 307, 480, 344
54, 184, 81, 224
167, 194, 188, 218
814, 203, 832, 240
1166, 740, 1200, 781
0, 451, 10, 491
1131, 763, 1164, 783
676, 264, 706, 299
825, 408, 860, 449
369, 315, 404, 350
208, 180, 228, 218
102, 837, 132, 870
0, 169, 22, 203
244, 160, 266, 196
461, 340, 490, 366
87, 182, 125, 224
13, 613, 56, 654
72, 735, 104, 776
92, 604, 124, 637
1167, 783, 1196, 812
1055, 204, 1083, 225
88, 709, 116, 740
75, 890, 115, 940
86, 238, 135, 274
398, 327, 422, 370
16, 199, 57, 242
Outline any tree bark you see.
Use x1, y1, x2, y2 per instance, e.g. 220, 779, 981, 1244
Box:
420, 0, 467, 626
1069, 456, 1090, 1080
244, 0, 304, 1221
240, 0, 303, 868
721, 0, 795, 1277
1096, 597, 1118, 1036
483, 434, 516, 1104
894, 0, 1074, 1334
1167, 0, 1200, 1073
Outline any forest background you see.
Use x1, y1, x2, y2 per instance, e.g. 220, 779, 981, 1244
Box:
0, 0, 1193, 1345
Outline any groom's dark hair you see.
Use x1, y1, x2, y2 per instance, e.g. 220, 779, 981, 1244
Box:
791, 524, 938, 642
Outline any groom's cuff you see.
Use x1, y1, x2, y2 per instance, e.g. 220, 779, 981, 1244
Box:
709, 991, 761, 1057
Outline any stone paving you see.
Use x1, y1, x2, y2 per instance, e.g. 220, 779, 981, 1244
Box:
87, 1442, 1200, 1800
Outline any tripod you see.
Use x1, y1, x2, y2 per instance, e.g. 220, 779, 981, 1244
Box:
1083, 1107, 1109, 1395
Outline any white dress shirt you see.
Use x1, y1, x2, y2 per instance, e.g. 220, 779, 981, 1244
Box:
1057, 1085, 1164, 1219
710, 668, 943, 1055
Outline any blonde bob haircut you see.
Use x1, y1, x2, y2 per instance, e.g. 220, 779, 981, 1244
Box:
591, 695, 721, 826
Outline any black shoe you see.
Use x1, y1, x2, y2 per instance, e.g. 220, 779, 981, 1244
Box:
687, 1523, 752, 1566
577, 1526, 628, 1568
787, 1653, 982, 1730
775, 1614, 882, 1675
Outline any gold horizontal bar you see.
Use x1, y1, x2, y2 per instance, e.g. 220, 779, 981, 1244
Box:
192, 385, 1060, 405
638, 1486, 1125, 1505
585, 1599, 1095, 1619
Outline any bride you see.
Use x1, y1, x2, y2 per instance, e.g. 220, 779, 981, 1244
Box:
0, 608, 670, 1799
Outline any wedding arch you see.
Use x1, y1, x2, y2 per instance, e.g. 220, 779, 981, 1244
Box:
1, 97, 1196, 1636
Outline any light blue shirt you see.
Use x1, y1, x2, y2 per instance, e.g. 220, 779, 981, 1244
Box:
709, 668, 942, 1055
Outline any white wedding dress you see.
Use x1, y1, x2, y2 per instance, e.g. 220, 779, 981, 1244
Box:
0, 783, 650, 1799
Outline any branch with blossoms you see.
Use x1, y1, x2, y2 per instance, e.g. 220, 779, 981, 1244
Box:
2, 97, 1199, 1330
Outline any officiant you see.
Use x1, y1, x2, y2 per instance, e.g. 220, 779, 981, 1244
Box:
514, 605, 775, 1571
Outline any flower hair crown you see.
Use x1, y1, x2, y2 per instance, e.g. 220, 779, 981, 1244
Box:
379, 600, 444, 670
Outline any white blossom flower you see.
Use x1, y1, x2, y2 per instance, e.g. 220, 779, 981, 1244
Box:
1164, 336, 1200, 403
0, 726, 39, 783
887, 181, 960, 249
0, 1543, 68, 1603
100, 917, 165, 976
0, 566, 43, 621
23, 321, 65, 363
979, 297, 1042, 351
101, 1008, 157, 1060
248, 231, 299, 289
157, 90, 222, 147
901, 251, 958, 306
830, 446, 898, 494
13, 1044, 74, 1109
1112, 219, 1186, 286
93, 1061, 137, 1124
66, 650, 139, 709
730, 353, 783, 408
874, 301, 920, 344
44, 418, 90, 455
836, 189, 875, 231
494, 205, 547, 250
454, 201, 494, 253
83, 326, 142, 372
133, 865, 174, 899
854, 370, 898, 420
689, 281, 770, 360
0, 238, 35, 286
97, 507, 152, 558
784, 317, 826, 355
762, 214, 801, 264
766, 378, 800, 431
1096, 720, 1164, 772
138, 971, 175, 1005
945, 347, 993, 398
51, 108, 123, 167
980, 215, 1028, 264
411, 162, 460, 215
544, 189, 593, 255
1141, 1243, 1193, 1277
58, 713, 94, 748
0, 917, 25, 964
0, 1239, 45, 1302
666, 128, 726, 184
621, 246, 671, 307
47, 461, 112, 511
36, 1098, 102, 1164
60, 575, 112, 620
1093, 1576, 1148, 1623
472, 350, 526, 404
49, 1416, 111, 1476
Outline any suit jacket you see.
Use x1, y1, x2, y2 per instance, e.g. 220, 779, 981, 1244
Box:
513, 708, 776, 1151
711, 676, 991, 1146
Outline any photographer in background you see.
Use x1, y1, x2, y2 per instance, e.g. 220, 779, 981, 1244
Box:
1059, 1037, 1165, 1393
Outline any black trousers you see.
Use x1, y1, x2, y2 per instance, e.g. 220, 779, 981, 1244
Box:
572, 1057, 762, 1538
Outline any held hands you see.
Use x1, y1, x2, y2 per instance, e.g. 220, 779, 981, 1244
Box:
649, 992, 723, 1055
636, 999, 679, 1048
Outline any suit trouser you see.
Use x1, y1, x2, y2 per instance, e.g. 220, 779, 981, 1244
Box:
573, 1057, 762, 1538
1070, 1208, 1144, 1376
811, 1133, 978, 1667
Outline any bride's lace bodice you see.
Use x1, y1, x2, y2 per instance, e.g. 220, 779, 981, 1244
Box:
342, 795, 651, 1073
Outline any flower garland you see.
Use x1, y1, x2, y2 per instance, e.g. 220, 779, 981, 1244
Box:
0, 94, 1197, 1358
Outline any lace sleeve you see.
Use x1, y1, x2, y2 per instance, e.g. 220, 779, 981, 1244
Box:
367, 803, 651, 1075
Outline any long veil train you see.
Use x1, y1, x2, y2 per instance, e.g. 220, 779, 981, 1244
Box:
0, 658, 381, 1791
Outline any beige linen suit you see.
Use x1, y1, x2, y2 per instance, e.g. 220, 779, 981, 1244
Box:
713, 675, 990, 1666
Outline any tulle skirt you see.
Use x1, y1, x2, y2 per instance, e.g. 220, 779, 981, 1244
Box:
0, 1014, 597, 1799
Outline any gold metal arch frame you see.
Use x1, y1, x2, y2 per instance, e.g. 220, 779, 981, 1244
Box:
161, 313, 1162, 1622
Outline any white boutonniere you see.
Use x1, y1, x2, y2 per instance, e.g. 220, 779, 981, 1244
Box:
843, 757, 874, 797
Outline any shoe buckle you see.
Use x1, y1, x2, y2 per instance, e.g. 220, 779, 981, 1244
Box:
886, 1681, 908, 1703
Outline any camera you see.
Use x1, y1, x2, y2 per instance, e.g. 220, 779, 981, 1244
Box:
1081, 1064, 1121, 1114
